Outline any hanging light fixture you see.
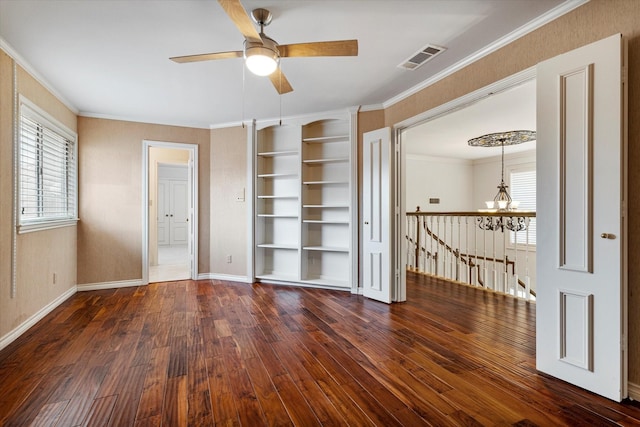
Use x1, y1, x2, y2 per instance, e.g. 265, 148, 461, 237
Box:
243, 8, 279, 77
468, 130, 536, 211
244, 37, 279, 76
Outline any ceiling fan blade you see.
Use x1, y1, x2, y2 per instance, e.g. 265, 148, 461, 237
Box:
170, 51, 243, 63
218, 0, 262, 45
268, 68, 293, 94
278, 40, 358, 57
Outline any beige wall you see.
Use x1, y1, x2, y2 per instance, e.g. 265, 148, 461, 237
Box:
210, 126, 249, 277
77, 117, 210, 284
378, 0, 640, 383
0, 51, 78, 339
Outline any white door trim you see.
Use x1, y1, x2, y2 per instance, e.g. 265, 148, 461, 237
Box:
392, 67, 536, 302
142, 140, 199, 284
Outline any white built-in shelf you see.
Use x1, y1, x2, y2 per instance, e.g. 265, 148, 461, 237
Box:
301, 278, 349, 288
258, 195, 298, 199
303, 204, 348, 208
303, 246, 349, 252
257, 273, 299, 282
258, 172, 297, 178
257, 150, 298, 157
257, 243, 298, 250
303, 220, 349, 224
303, 180, 348, 185
303, 158, 349, 165
255, 117, 353, 289
302, 135, 349, 143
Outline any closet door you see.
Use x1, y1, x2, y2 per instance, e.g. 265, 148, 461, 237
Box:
169, 180, 188, 245
158, 178, 188, 246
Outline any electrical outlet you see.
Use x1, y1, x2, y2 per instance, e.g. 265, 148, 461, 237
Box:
53, 273, 57, 284
226, 255, 232, 263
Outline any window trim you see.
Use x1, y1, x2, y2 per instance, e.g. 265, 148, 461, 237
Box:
507, 163, 536, 249
17, 96, 78, 233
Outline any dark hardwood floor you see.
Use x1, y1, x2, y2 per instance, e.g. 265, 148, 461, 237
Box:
1, 271, 640, 426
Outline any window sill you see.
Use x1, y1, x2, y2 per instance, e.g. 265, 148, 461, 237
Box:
507, 244, 537, 252
18, 218, 79, 234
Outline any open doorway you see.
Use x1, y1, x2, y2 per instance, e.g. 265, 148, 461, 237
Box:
142, 140, 199, 283
397, 70, 537, 299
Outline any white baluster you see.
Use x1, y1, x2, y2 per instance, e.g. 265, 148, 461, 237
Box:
503, 218, 508, 295
525, 216, 531, 300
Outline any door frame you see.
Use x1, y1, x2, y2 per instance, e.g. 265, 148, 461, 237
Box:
142, 140, 199, 284
392, 67, 536, 301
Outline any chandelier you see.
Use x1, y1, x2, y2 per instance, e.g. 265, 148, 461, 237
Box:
468, 130, 536, 211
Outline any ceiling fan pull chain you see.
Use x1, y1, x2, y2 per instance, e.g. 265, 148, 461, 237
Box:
242, 60, 246, 128
279, 63, 282, 126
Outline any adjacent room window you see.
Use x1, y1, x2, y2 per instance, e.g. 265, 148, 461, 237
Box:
509, 167, 536, 246
18, 99, 77, 231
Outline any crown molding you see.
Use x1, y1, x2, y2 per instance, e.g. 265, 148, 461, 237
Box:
79, 111, 210, 129
359, 103, 384, 112
0, 36, 79, 115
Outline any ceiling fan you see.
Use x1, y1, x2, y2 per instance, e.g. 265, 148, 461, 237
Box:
170, 0, 358, 94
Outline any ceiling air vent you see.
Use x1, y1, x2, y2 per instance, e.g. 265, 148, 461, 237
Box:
398, 44, 446, 70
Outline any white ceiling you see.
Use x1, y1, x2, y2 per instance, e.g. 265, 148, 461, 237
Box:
0, 0, 578, 128
403, 79, 537, 159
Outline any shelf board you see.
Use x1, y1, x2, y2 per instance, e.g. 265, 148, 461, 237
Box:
303, 220, 349, 224
303, 246, 349, 252
257, 243, 298, 250
301, 277, 350, 288
302, 204, 348, 208
257, 273, 299, 282
258, 195, 298, 199
303, 158, 349, 165
257, 214, 298, 218
302, 135, 349, 143
303, 180, 348, 185
258, 172, 297, 178
257, 150, 298, 157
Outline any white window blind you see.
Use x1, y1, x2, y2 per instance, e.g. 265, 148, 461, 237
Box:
510, 168, 536, 245
19, 102, 77, 229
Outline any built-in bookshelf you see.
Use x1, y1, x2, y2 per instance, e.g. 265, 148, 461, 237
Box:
254, 113, 355, 290
255, 124, 301, 282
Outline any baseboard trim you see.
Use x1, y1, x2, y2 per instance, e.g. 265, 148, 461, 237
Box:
0, 286, 76, 352
198, 273, 253, 284
77, 279, 144, 291
628, 382, 640, 401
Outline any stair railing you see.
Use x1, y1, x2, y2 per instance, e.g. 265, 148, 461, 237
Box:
406, 208, 536, 300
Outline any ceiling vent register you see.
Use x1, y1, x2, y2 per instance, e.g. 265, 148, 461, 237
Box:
399, 44, 446, 70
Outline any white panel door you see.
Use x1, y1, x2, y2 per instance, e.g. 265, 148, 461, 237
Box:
170, 180, 189, 245
536, 34, 626, 401
158, 178, 189, 246
363, 128, 392, 303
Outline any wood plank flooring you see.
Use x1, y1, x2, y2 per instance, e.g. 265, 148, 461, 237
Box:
1, 271, 640, 426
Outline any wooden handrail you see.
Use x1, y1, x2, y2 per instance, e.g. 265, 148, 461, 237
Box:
407, 210, 536, 218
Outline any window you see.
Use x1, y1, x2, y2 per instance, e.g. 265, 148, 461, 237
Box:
509, 167, 536, 245
18, 99, 77, 231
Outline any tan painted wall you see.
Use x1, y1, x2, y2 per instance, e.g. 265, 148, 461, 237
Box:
210, 126, 249, 277
0, 51, 78, 339
379, 0, 640, 383
77, 117, 210, 284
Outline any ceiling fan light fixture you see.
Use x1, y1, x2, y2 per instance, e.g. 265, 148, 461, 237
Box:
244, 41, 279, 76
